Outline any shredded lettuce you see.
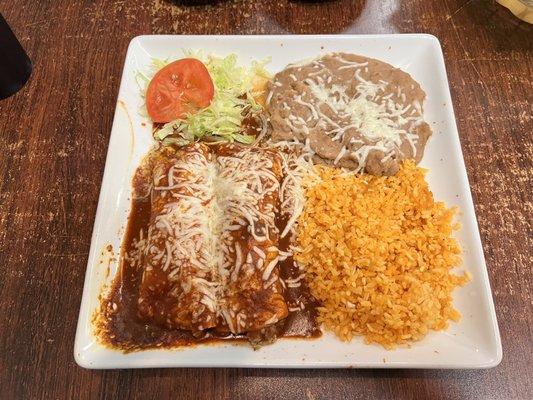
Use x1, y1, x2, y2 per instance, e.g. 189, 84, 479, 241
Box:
138, 51, 271, 145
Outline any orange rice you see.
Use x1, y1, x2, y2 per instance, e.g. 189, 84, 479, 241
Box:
295, 160, 470, 348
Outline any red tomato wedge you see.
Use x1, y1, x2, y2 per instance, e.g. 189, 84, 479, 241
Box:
146, 58, 215, 123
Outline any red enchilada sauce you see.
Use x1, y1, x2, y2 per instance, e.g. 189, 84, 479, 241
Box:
95, 145, 321, 351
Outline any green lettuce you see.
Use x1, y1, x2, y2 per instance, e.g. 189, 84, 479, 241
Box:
138, 51, 271, 145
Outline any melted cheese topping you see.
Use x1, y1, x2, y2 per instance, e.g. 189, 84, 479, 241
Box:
266, 140, 322, 276
140, 144, 285, 331
143, 146, 219, 327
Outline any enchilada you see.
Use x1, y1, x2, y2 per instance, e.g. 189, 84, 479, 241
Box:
96, 143, 318, 349
137, 143, 220, 332
216, 144, 288, 334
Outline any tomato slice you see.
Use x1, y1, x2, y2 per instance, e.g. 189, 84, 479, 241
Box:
146, 58, 214, 123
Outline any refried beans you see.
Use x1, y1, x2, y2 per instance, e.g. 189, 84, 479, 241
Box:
266, 53, 432, 175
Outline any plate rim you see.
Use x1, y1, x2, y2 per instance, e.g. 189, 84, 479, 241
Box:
74, 33, 502, 369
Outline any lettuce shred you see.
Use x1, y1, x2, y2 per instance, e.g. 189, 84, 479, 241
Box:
137, 51, 271, 145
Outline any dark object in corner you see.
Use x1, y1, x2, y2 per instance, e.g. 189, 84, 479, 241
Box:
0, 13, 32, 100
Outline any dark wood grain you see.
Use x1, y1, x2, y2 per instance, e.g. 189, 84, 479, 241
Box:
0, 0, 531, 399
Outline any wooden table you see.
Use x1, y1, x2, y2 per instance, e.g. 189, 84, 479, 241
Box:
0, 0, 531, 399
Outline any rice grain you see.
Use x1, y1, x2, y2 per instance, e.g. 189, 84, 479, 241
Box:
295, 161, 470, 348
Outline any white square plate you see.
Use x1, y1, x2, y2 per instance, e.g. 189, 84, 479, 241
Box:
75, 35, 501, 369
